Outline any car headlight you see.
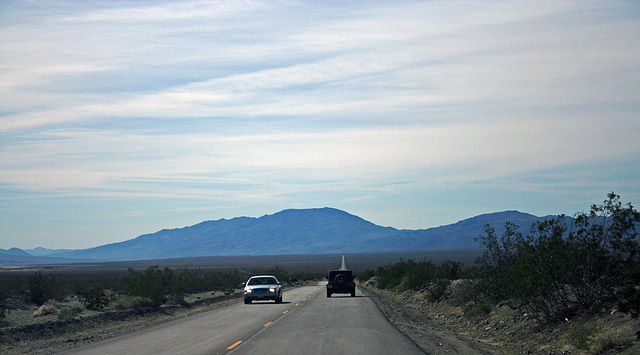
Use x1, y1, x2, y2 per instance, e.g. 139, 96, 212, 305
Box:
245, 289, 253, 293
269, 287, 276, 293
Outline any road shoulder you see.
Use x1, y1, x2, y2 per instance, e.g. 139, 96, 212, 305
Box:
359, 284, 490, 354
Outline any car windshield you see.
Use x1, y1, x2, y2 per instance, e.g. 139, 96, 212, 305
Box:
248, 277, 277, 285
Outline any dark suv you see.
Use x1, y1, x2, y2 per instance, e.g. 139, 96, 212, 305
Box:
326, 269, 355, 297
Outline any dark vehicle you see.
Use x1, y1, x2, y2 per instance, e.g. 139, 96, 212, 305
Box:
243, 275, 283, 304
326, 255, 356, 297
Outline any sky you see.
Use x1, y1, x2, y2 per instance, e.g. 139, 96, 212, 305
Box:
1, 1, 639, 250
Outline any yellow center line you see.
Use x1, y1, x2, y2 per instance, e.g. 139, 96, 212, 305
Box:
227, 340, 243, 350
283, 310, 288, 314
264, 322, 272, 327
295, 303, 300, 306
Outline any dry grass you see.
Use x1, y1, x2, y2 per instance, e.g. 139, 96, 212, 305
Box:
33, 303, 58, 317
588, 324, 636, 354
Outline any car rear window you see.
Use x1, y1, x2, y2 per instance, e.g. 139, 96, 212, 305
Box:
248, 277, 277, 285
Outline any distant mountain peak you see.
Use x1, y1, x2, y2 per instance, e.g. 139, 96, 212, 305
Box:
0, 247, 31, 256
4, 208, 557, 264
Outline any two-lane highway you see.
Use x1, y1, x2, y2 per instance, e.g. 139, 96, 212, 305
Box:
230, 285, 424, 354
58, 283, 424, 354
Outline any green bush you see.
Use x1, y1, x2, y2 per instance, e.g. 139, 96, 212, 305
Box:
58, 307, 82, 320
356, 269, 376, 282
475, 193, 640, 322
123, 267, 246, 307
0, 288, 5, 320
25, 272, 57, 306
78, 287, 111, 310
111, 295, 155, 310
568, 323, 600, 349
125, 267, 174, 307
376, 259, 461, 292
426, 279, 451, 301
464, 303, 491, 318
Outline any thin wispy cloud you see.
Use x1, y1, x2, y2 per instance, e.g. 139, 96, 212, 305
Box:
0, 0, 638, 249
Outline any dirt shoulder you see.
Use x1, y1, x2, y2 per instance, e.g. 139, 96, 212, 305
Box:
0, 293, 242, 355
360, 284, 489, 354
360, 282, 640, 354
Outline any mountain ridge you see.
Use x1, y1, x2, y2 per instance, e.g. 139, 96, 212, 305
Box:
1, 208, 559, 264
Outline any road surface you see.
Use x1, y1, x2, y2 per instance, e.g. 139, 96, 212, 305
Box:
58, 283, 424, 354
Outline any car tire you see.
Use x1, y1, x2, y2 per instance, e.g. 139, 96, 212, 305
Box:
326, 290, 331, 297
351, 289, 356, 297
276, 295, 282, 303
244, 299, 252, 304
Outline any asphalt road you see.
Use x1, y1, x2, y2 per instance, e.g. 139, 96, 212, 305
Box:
59, 283, 424, 354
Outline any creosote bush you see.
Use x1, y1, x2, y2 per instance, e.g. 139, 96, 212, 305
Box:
371, 193, 640, 329
25, 272, 57, 306
57, 306, 82, 320
375, 258, 462, 300
78, 287, 111, 310
125, 267, 175, 307
124, 266, 247, 308
475, 192, 640, 322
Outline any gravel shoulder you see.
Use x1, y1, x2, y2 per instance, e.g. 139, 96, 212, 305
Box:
360, 282, 640, 354
0, 293, 242, 354
359, 284, 490, 354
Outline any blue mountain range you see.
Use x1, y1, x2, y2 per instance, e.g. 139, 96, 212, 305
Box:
1, 208, 557, 264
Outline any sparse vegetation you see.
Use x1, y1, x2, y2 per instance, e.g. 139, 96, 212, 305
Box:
33, 303, 57, 317
374, 258, 462, 302
463, 302, 491, 319
0, 288, 6, 321
474, 192, 640, 322
57, 306, 82, 320
361, 192, 640, 354
356, 269, 375, 282
568, 323, 600, 349
25, 271, 57, 306
78, 286, 112, 310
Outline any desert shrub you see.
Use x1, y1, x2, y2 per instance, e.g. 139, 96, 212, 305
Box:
173, 269, 245, 295
357, 269, 376, 282
25, 272, 57, 306
427, 279, 451, 301
587, 324, 636, 354
475, 193, 640, 322
124, 267, 249, 308
34, 303, 58, 317
287, 270, 324, 284
568, 323, 599, 349
375, 260, 408, 289
78, 287, 111, 310
58, 306, 82, 320
376, 259, 462, 292
111, 295, 155, 310
125, 267, 174, 307
618, 263, 640, 337
0, 288, 5, 320
464, 303, 491, 318
448, 297, 464, 307
261, 265, 288, 282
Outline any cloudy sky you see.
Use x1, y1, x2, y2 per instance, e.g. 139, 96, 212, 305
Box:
1, 1, 639, 250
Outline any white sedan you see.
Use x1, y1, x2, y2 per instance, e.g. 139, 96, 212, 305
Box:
243, 275, 283, 304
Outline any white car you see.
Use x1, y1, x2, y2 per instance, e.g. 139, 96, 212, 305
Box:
243, 275, 283, 304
